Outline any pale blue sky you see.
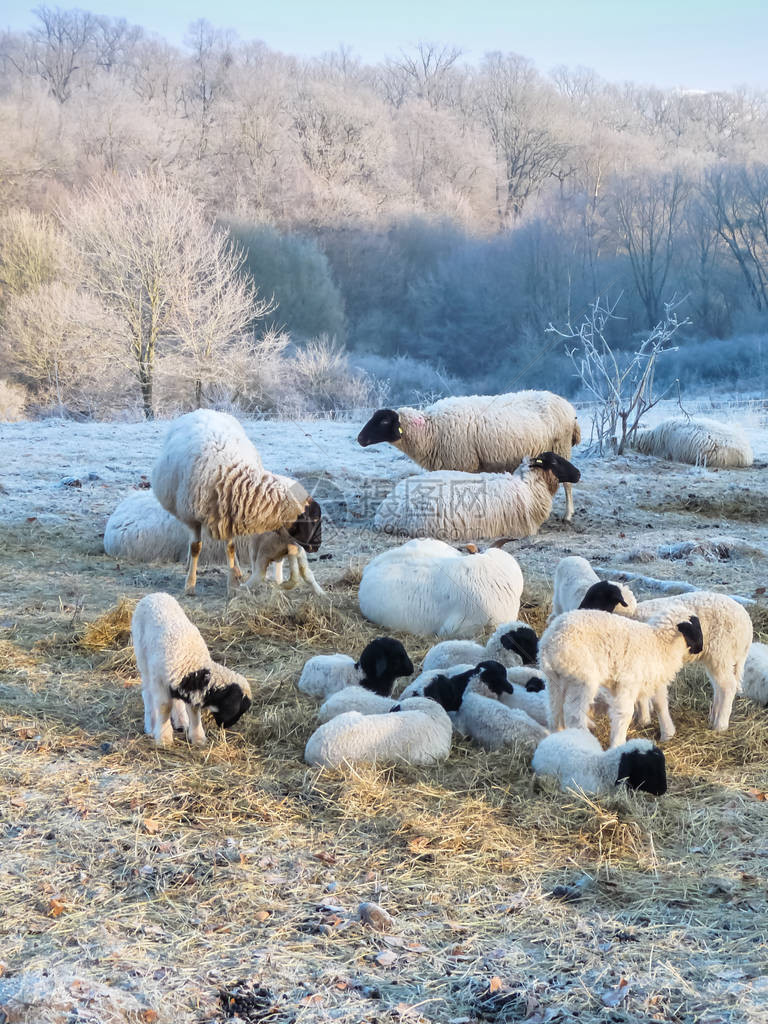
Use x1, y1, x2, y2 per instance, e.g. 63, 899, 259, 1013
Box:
3, 0, 766, 92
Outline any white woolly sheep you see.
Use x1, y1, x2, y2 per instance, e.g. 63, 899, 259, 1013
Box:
304, 696, 453, 767
499, 667, 551, 727
632, 591, 753, 731
741, 643, 768, 706
540, 607, 704, 747
532, 729, 667, 796
632, 416, 753, 468
421, 621, 539, 672
131, 593, 252, 747
316, 687, 398, 723
151, 409, 318, 595
357, 390, 581, 520
358, 538, 524, 639
297, 637, 414, 701
550, 556, 637, 621
373, 452, 581, 541
445, 663, 549, 754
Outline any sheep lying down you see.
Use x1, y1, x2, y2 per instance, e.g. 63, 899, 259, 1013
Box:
742, 643, 768, 707
304, 696, 453, 768
532, 729, 667, 796
297, 637, 414, 701
421, 620, 539, 672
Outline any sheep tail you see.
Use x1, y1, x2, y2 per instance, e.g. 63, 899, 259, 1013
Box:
572, 420, 582, 446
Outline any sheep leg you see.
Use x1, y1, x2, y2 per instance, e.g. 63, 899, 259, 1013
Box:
709, 675, 737, 732
278, 544, 302, 590
142, 687, 154, 736
170, 699, 189, 732
185, 524, 203, 596
297, 547, 326, 597
562, 678, 594, 731
226, 539, 243, 592
651, 686, 676, 742
185, 705, 207, 747
153, 700, 175, 747
563, 482, 575, 522
607, 692, 635, 748
633, 696, 653, 727
273, 558, 284, 584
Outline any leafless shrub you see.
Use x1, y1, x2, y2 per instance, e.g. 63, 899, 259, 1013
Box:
0, 377, 29, 421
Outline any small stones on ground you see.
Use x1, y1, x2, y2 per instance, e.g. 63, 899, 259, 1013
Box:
359, 901, 394, 931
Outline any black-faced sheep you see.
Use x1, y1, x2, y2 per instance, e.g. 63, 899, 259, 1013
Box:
532, 729, 667, 796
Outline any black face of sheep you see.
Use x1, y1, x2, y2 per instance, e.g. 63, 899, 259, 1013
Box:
207, 685, 252, 729
579, 581, 629, 613
357, 409, 402, 447
677, 615, 704, 655
524, 675, 546, 693
357, 637, 414, 696
289, 499, 322, 553
530, 452, 581, 484
616, 747, 667, 796
500, 625, 539, 665
476, 660, 514, 695
422, 674, 466, 712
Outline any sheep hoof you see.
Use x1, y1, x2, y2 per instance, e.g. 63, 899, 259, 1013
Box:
185, 585, 197, 597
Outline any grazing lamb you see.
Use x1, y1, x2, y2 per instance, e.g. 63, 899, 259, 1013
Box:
357, 390, 581, 519
304, 696, 453, 767
741, 643, 768, 706
297, 638, 414, 700
532, 729, 667, 796
131, 593, 252, 747
540, 608, 703, 747
373, 453, 580, 541
104, 490, 324, 593
500, 667, 551, 727
421, 621, 539, 672
632, 592, 753, 731
358, 538, 524, 638
550, 556, 637, 621
447, 665, 549, 754
317, 687, 398, 723
632, 416, 753, 468
151, 409, 318, 595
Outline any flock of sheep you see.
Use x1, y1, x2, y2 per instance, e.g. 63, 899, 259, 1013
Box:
110, 390, 766, 801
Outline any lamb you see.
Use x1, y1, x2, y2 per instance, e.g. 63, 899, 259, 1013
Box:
499, 667, 551, 727
532, 729, 667, 796
296, 637, 414, 701
448, 665, 549, 754
540, 608, 704, 747
358, 538, 524, 639
632, 592, 753, 731
373, 453, 580, 541
104, 490, 324, 594
550, 556, 637, 621
632, 416, 753, 468
398, 663, 476, 704
357, 390, 581, 520
421, 621, 539, 672
317, 687, 398, 723
304, 696, 453, 768
741, 643, 768, 706
131, 593, 252, 747
151, 409, 319, 595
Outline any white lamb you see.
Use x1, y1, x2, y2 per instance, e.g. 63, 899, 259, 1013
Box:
532, 729, 667, 796
297, 638, 414, 701
357, 390, 581, 519
632, 416, 753, 468
316, 687, 398, 723
632, 591, 753, 731
151, 409, 318, 595
421, 621, 539, 672
741, 643, 768, 706
131, 593, 252, 747
373, 452, 581, 541
358, 538, 524, 639
448, 666, 549, 754
549, 556, 637, 621
304, 696, 453, 768
540, 607, 704, 747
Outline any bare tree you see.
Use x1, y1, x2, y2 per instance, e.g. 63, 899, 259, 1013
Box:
28, 5, 98, 103
548, 296, 689, 454
384, 43, 463, 110
0, 207, 65, 302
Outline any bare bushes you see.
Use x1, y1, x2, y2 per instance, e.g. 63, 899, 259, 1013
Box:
0, 378, 29, 421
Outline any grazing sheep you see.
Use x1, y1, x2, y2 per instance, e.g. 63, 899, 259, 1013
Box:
500, 667, 551, 727
540, 608, 703, 747
447, 664, 549, 754
297, 637, 414, 701
304, 696, 453, 767
151, 409, 318, 595
131, 593, 252, 747
357, 390, 581, 520
550, 556, 637, 621
532, 729, 667, 796
358, 538, 524, 639
104, 490, 324, 593
632, 416, 753, 468
317, 687, 398, 723
742, 643, 768, 706
632, 592, 753, 731
373, 452, 580, 541
421, 621, 539, 672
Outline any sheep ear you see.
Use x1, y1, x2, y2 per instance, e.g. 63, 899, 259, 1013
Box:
389, 704, 402, 713
525, 676, 546, 693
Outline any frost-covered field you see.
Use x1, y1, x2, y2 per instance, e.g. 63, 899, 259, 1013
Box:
0, 403, 767, 1024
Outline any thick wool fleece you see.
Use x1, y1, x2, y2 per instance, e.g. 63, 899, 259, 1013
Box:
374, 460, 563, 541
540, 607, 699, 747
532, 729, 667, 796
317, 687, 398, 723
742, 643, 768, 706
304, 697, 453, 767
499, 667, 551, 727
359, 541, 524, 639
633, 591, 752, 731
453, 677, 549, 754
421, 620, 535, 672
633, 416, 753, 468
550, 556, 637, 621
